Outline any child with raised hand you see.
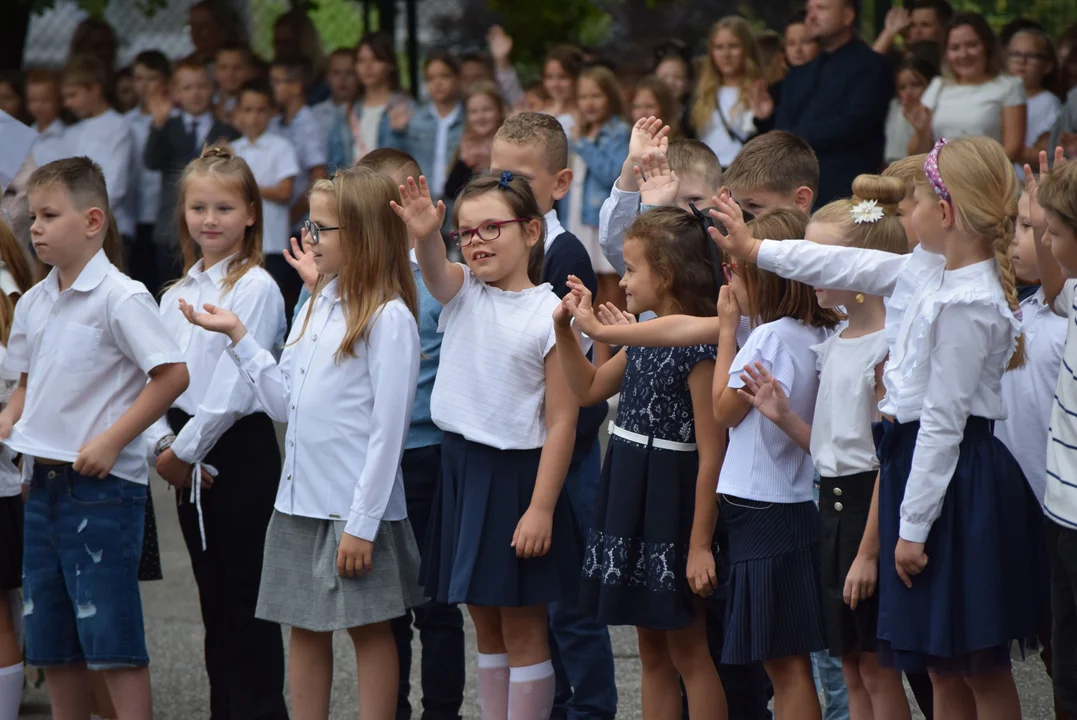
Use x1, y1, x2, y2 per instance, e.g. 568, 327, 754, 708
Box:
393, 171, 581, 720
713, 136, 1048, 718
148, 144, 289, 718
181, 166, 425, 720
556, 206, 727, 720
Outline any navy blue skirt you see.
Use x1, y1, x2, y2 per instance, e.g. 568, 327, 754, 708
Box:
720, 496, 827, 664
579, 436, 711, 630
874, 417, 1050, 674
420, 432, 582, 607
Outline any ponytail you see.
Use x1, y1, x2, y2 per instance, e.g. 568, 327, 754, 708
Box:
992, 215, 1025, 369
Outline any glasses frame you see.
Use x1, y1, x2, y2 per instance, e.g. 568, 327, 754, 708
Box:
450, 218, 530, 248
303, 219, 341, 246
722, 261, 739, 283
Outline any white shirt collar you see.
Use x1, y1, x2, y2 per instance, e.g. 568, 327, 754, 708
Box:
34, 118, 64, 137
182, 111, 211, 127
436, 103, 461, 126
186, 253, 240, 285
43, 249, 111, 298
543, 209, 566, 251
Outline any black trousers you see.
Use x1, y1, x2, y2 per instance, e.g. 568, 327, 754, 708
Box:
391, 445, 466, 720
168, 409, 288, 720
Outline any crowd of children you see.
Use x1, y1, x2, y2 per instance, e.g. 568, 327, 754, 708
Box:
5, 4, 1077, 720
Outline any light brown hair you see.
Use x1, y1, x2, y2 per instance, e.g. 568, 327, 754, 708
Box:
578, 66, 624, 137
1039, 159, 1077, 237
28, 156, 109, 215
452, 173, 546, 285
724, 131, 819, 195
692, 16, 764, 135
740, 208, 841, 328
625, 206, 720, 317
632, 75, 679, 137
299, 167, 417, 361
0, 219, 32, 344
883, 154, 927, 193
811, 175, 909, 255
667, 139, 722, 192
357, 148, 421, 179
943, 12, 1002, 80
62, 54, 107, 90
494, 112, 569, 174
175, 144, 265, 295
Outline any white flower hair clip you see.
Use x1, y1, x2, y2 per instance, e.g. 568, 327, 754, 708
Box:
850, 200, 885, 225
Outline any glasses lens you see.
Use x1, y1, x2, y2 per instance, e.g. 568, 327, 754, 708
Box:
450, 231, 462, 247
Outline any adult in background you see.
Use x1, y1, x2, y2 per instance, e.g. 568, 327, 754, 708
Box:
274, 9, 329, 105
188, 1, 247, 69
872, 0, 953, 56
755, 0, 893, 206
906, 13, 1026, 163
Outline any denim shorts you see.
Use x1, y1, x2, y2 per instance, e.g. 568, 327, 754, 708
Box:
22, 463, 149, 669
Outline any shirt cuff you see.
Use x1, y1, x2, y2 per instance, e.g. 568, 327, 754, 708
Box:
755, 239, 782, 274
898, 518, 931, 543
169, 428, 203, 465
611, 185, 640, 203
640, 203, 660, 213
227, 333, 262, 368
345, 512, 381, 542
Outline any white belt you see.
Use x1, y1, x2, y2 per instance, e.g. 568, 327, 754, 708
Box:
608, 422, 696, 452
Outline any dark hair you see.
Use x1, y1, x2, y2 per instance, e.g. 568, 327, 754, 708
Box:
896, 52, 940, 87
0, 71, 27, 123
69, 17, 117, 70
357, 32, 401, 92
423, 49, 460, 76
357, 147, 421, 178
133, 50, 172, 79
544, 45, 585, 80
328, 47, 357, 64
632, 75, 679, 135
1000, 18, 1045, 48
912, 0, 954, 26
62, 54, 108, 90
459, 51, 494, 76
452, 173, 546, 285
217, 42, 254, 63
270, 54, 311, 87
904, 40, 942, 70
238, 77, 273, 104
626, 207, 720, 317
945, 12, 1002, 78
787, 9, 808, 26
28, 156, 109, 219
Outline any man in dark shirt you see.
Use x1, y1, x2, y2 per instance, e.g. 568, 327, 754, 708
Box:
773, 0, 894, 205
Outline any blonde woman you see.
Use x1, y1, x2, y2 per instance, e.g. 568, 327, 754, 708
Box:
692, 17, 764, 167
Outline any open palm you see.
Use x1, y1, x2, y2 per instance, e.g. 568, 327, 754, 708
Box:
179, 299, 242, 337
737, 361, 790, 424
635, 152, 679, 207
390, 176, 446, 239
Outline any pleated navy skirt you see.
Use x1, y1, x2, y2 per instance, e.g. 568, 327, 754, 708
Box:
421, 432, 582, 607
579, 436, 710, 631
874, 417, 1050, 674
720, 495, 827, 665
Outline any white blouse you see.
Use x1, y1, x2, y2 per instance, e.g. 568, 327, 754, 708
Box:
921, 74, 1025, 145
811, 328, 889, 478
0, 346, 21, 498
757, 240, 1021, 543
227, 280, 420, 541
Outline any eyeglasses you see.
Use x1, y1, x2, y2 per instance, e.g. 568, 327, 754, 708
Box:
303, 219, 341, 246
1009, 51, 1048, 62
449, 218, 529, 248
722, 261, 739, 283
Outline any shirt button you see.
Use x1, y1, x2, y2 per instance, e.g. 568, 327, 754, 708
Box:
833, 487, 843, 496
313, 334, 318, 341
287, 474, 292, 480
834, 502, 844, 512
300, 368, 305, 374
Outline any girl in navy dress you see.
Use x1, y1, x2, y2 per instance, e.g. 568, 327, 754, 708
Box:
393, 171, 581, 720
557, 207, 727, 720
711, 136, 1049, 719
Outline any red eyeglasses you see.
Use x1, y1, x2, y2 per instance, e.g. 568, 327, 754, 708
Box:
449, 218, 529, 248
722, 260, 739, 283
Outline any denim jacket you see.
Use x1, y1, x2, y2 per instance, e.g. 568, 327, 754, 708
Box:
326, 93, 413, 171
569, 117, 630, 227
382, 102, 465, 197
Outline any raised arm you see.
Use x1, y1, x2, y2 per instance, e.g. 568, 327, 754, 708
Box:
391, 176, 463, 304
713, 286, 751, 428
554, 294, 625, 406
1028, 149, 1068, 310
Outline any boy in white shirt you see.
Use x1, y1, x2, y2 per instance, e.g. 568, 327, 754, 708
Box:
0, 157, 188, 720
61, 54, 137, 246
25, 69, 68, 167
232, 78, 301, 319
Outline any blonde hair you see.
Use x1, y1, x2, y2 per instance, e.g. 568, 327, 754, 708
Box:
934, 136, 1023, 368
578, 66, 624, 137
811, 175, 909, 255
883, 154, 927, 198
691, 16, 763, 136
175, 145, 265, 296
298, 167, 418, 361
1038, 159, 1077, 236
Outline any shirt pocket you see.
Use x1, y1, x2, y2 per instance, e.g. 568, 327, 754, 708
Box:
55, 323, 103, 373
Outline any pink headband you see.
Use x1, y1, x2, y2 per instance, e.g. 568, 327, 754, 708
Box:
924, 138, 950, 204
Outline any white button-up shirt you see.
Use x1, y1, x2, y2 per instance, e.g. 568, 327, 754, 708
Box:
430, 103, 461, 200
64, 109, 136, 237
31, 118, 69, 168
232, 133, 300, 254
149, 257, 286, 464
227, 281, 419, 541
269, 107, 327, 231
4, 250, 184, 484
597, 185, 639, 276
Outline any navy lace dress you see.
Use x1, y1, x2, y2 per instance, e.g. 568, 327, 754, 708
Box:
580, 343, 717, 630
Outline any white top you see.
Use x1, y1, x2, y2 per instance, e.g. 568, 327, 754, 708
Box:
0, 345, 21, 497
232, 133, 300, 254
884, 98, 914, 165
148, 257, 286, 464
1045, 280, 1077, 529
356, 103, 385, 160
124, 108, 165, 225
544, 208, 567, 251
995, 288, 1065, 506
4, 250, 184, 485
700, 86, 756, 168
811, 328, 888, 478
270, 107, 328, 230
758, 239, 1021, 542
64, 109, 136, 236
1016, 90, 1063, 181
30, 119, 69, 168
227, 280, 419, 541
719, 317, 827, 503
597, 184, 637, 276
430, 103, 461, 200
431, 265, 560, 450
921, 74, 1025, 145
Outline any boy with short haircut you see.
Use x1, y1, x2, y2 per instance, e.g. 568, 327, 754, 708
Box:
313, 48, 360, 152
214, 43, 254, 124
144, 56, 238, 295
25, 68, 68, 167
722, 130, 818, 215
488, 111, 618, 720
0, 157, 188, 720
232, 78, 300, 317
61, 54, 137, 246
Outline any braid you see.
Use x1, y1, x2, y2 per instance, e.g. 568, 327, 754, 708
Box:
992, 218, 1025, 370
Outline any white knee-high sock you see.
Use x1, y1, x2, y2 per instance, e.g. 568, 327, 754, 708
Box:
508, 660, 555, 720
477, 652, 510, 720
0, 663, 23, 720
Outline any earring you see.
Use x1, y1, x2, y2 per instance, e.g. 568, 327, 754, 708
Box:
855, 293, 865, 304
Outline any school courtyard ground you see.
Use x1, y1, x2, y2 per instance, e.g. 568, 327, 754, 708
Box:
19, 421, 1060, 719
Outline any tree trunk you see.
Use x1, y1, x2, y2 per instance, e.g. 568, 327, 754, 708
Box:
1, 2, 32, 71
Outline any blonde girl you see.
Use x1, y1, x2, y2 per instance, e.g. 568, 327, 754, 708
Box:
712, 136, 1048, 719
692, 16, 764, 167
182, 165, 425, 720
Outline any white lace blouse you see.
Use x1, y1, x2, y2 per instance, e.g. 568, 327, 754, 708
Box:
757, 240, 1021, 543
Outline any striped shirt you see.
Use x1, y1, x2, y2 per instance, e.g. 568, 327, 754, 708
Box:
1046, 279, 1077, 528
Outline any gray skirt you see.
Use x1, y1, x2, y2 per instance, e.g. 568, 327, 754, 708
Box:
256, 510, 427, 632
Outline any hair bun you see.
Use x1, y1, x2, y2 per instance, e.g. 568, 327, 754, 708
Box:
201, 143, 235, 161
850, 174, 906, 207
